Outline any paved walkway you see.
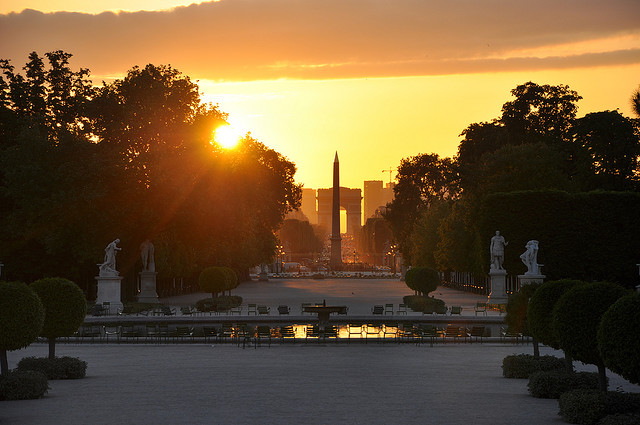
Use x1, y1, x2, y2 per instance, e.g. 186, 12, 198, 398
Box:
3, 279, 638, 424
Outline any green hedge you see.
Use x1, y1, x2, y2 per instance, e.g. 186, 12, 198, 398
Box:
0, 370, 49, 400
558, 389, 640, 425
196, 295, 243, 312
17, 356, 87, 380
527, 370, 600, 399
403, 295, 445, 313
501, 354, 565, 379
481, 190, 640, 287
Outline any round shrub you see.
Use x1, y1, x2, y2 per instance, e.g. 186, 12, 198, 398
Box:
404, 267, 418, 292
199, 267, 229, 297
30, 277, 86, 359
552, 282, 628, 371
528, 370, 600, 399
598, 413, 640, 425
17, 356, 87, 380
0, 370, 49, 400
505, 282, 540, 336
412, 267, 440, 296
598, 293, 640, 385
559, 390, 640, 425
0, 281, 45, 375
221, 267, 238, 292
528, 279, 583, 349
559, 389, 607, 425
502, 354, 565, 379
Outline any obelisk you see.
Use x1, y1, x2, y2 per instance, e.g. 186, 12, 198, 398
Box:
329, 152, 342, 269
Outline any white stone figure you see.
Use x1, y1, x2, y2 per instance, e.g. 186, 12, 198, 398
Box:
99, 238, 121, 277
490, 231, 508, 271
520, 240, 540, 276
140, 239, 155, 272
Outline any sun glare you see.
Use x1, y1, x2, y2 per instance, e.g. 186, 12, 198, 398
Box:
215, 125, 242, 149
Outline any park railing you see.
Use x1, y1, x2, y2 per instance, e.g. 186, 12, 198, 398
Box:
440, 271, 520, 296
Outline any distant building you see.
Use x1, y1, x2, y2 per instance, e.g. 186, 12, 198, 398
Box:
363, 180, 395, 221
300, 188, 317, 224
317, 187, 362, 236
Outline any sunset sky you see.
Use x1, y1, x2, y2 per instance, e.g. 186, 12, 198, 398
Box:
1, 1, 639, 190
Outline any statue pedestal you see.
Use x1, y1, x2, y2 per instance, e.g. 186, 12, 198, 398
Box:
137, 271, 159, 303
518, 274, 546, 287
487, 269, 508, 305
95, 275, 124, 313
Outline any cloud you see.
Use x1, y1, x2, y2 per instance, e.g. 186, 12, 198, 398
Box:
1, 0, 639, 81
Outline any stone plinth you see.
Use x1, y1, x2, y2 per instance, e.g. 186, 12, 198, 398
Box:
487, 269, 508, 305
95, 275, 124, 312
518, 274, 546, 287
137, 271, 159, 303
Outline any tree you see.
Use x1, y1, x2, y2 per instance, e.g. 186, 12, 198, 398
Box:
384, 153, 458, 263
500, 81, 582, 146
198, 267, 229, 298
631, 85, 640, 118
572, 110, 640, 191
505, 282, 541, 357
408, 199, 450, 269
552, 282, 629, 391
278, 219, 322, 256
475, 142, 573, 195
30, 278, 86, 360
0, 281, 44, 375
598, 293, 640, 385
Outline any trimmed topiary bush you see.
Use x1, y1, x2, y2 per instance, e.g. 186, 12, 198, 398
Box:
403, 267, 418, 293
527, 369, 600, 399
502, 354, 565, 379
558, 390, 640, 425
559, 389, 607, 425
412, 267, 440, 296
30, 277, 87, 360
402, 295, 445, 313
0, 281, 45, 375
552, 281, 629, 391
17, 356, 87, 380
0, 370, 49, 400
528, 279, 584, 349
199, 267, 229, 298
196, 295, 242, 313
598, 412, 640, 425
598, 293, 640, 385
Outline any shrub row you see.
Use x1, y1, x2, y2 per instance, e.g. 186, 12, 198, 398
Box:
558, 389, 640, 425
196, 295, 243, 312
528, 370, 600, 399
0, 370, 49, 401
501, 354, 566, 379
402, 295, 445, 313
17, 356, 87, 380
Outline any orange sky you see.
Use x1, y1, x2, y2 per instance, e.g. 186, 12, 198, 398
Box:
2, 1, 640, 190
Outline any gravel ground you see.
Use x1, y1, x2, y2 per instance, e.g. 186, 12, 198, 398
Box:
2, 278, 637, 425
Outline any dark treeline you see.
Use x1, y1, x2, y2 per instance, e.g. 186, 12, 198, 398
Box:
0, 51, 301, 297
385, 82, 640, 288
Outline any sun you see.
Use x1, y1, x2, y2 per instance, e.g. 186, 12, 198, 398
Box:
215, 125, 242, 149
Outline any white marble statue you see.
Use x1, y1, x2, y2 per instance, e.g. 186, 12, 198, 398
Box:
490, 231, 508, 271
99, 238, 121, 277
520, 240, 540, 275
140, 239, 155, 272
